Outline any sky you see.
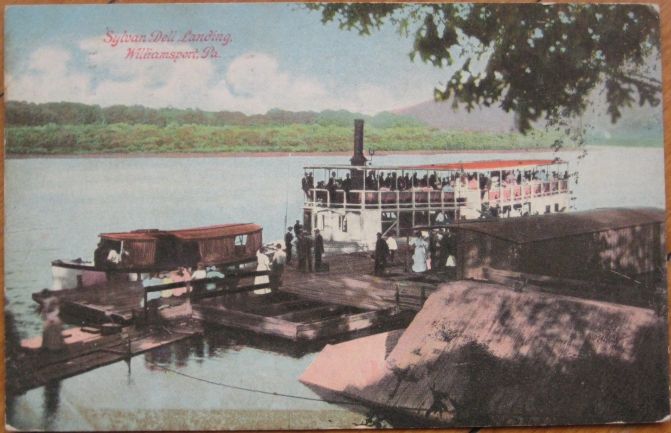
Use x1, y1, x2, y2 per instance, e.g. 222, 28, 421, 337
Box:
5, 4, 455, 115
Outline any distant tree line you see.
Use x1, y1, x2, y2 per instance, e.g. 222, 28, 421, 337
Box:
5, 101, 425, 129
5, 101, 588, 156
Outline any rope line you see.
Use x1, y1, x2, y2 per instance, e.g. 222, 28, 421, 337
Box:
143, 359, 429, 413
145, 359, 359, 405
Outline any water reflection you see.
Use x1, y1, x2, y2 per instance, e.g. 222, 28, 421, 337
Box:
144, 318, 414, 372
42, 381, 61, 431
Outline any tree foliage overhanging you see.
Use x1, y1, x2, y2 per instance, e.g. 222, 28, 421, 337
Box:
308, 3, 661, 132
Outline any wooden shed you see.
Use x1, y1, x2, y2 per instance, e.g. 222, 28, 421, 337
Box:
454, 207, 665, 285
99, 231, 160, 268
98, 223, 262, 270
169, 223, 263, 266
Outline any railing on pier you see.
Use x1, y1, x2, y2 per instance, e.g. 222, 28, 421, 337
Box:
141, 269, 271, 320
306, 179, 569, 210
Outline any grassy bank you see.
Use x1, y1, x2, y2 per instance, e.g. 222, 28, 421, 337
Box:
6, 123, 570, 155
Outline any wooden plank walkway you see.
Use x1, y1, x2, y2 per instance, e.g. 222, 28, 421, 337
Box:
33, 278, 147, 324
192, 290, 408, 341
280, 252, 443, 312
10, 319, 203, 394
19, 251, 449, 384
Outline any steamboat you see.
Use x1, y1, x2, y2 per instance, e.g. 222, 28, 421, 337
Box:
302, 119, 572, 251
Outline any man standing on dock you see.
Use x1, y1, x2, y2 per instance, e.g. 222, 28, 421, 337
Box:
314, 229, 324, 271
285, 227, 294, 265
304, 232, 314, 272
270, 243, 287, 290
297, 230, 306, 272
374, 232, 389, 275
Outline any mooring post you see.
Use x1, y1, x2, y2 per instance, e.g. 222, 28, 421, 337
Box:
404, 235, 410, 273
143, 290, 148, 322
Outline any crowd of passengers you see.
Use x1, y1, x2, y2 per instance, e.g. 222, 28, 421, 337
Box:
302, 169, 570, 197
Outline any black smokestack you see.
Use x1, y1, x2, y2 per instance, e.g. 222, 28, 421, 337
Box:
350, 119, 367, 166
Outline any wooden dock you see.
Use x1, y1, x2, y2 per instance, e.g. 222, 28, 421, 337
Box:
191, 252, 446, 340
32, 278, 147, 325
192, 290, 409, 341
279, 252, 443, 312
10, 319, 202, 394
19, 250, 450, 392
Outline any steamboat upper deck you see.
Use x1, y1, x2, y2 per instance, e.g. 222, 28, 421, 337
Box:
300, 120, 572, 250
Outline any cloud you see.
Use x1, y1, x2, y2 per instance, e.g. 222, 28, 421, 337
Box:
224, 52, 329, 113
7, 46, 92, 103
6, 42, 428, 114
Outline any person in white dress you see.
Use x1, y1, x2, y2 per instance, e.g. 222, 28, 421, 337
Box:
409, 232, 428, 273
386, 235, 398, 263
39, 291, 65, 351
254, 248, 271, 294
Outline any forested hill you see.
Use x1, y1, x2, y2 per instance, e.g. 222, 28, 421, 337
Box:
3, 101, 571, 155
5, 101, 423, 129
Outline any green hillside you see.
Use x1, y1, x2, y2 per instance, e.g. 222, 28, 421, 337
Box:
5, 101, 570, 155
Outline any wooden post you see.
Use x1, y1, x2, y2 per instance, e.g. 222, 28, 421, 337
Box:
143, 290, 148, 322
405, 235, 410, 273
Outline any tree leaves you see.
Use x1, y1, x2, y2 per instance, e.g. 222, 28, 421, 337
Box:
308, 3, 661, 133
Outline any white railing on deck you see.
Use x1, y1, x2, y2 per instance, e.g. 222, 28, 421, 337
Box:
305, 179, 569, 210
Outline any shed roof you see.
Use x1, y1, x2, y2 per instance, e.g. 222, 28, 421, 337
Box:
455, 207, 664, 244
401, 158, 563, 172
304, 158, 565, 173
169, 223, 261, 240
100, 231, 160, 241
101, 223, 261, 241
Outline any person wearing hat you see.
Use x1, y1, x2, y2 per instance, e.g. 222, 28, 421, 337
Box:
374, 232, 389, 275
270, 243, 287, 290
284, 227, 294, 265
254, 248, 271, 294
314, 229, 324, 271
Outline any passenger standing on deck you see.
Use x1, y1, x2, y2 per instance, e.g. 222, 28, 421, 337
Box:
284, 227, 294, 265
302, 173, 309, 197
270, 243, 287, 290
429, 231, 439, 271
93, 241, 108, 268
170, 267, 192, 296
305, 233, 314, 272
342, 173, 352, 196
409, 232, 428, 273
294, 220, 302, 237
39, 290, 64, 351
314, 229, 324, 271
386, 235, 398, 264
445, 230, 457, 278
254, 248, 271, 294
374, 232, 390, 275
437, 230, 449, 271
296, 231, 306, 272
189, 263, 207, 294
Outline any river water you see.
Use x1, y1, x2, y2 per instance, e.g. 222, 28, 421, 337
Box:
4, 146, 665, 430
